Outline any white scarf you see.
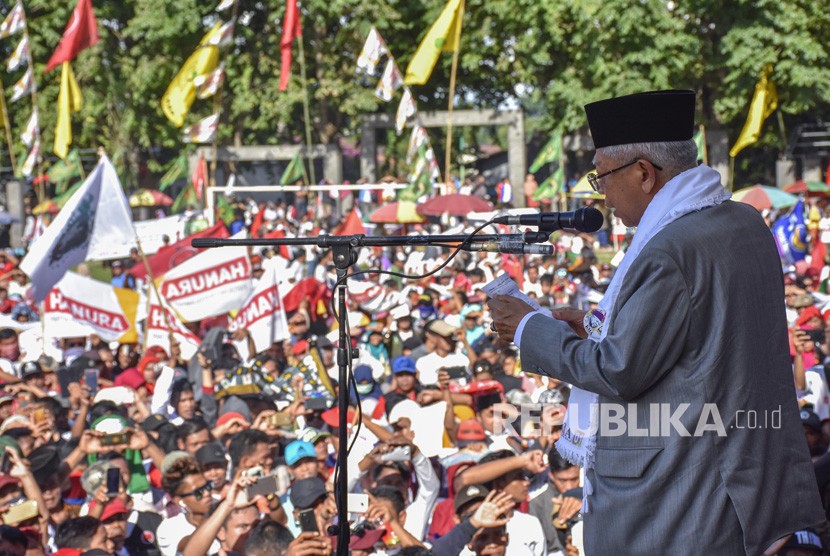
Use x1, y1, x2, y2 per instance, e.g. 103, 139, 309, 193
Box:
555, 164, 731, 511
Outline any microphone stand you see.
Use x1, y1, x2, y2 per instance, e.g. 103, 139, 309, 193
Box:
192, 229, 549, 554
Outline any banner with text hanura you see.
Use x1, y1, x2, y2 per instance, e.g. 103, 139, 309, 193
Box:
228, 258, 289, 353
158, 241, 253, 322
146, 289, 201, 361
44, 271, 140, 342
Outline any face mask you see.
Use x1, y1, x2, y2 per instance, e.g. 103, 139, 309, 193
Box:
62, 347, 84, 361
355, 383, 374, 395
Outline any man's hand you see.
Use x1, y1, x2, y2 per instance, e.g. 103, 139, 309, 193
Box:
366, 499, 397, 524
487, 295, 535, 339
469, 489, 514, 528
284, 532, 331, 556
127, 428, 150, 451
554, 494, 582, 528
521, 450, 546, 474
551, 308, 588, 339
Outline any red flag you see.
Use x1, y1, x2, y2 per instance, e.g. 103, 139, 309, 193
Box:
191, 155, 208, 201
45, 0, 99, 72
334, 209, 366, 236
810, 229, 827, 275
283, 277, 330, 320
825, 159, 830, 186
130, 222, 229, 280
278, 0, 302, 91
263, 228, 293, 259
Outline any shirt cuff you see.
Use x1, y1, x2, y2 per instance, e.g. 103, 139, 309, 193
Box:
514, 311, 543, 348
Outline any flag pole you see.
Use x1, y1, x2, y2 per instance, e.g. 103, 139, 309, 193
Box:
297, 23, 316, 188
443, 0, 464, 196
0, 74, 17, 176
21, 24, 44, 201
209, 2, 239, 191
728, 156, 735, 192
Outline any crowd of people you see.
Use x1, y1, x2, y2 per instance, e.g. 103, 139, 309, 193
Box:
0, 173, 823, 556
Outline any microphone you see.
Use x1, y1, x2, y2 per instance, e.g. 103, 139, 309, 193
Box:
465, 240, 553, 255
493, 207, 604, 233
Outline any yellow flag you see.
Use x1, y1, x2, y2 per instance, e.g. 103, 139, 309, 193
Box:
729, 65, 778, 158
404, 0, 463, 86
54, 61, 82, 159
160, 23, 222, 127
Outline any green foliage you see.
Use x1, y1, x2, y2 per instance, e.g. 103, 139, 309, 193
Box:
0, 0, 823, 188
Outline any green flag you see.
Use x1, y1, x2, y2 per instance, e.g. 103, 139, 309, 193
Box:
172, 182, 199, 213
533, 166, 564, 201
47, 149, 83, 194
280, 152, 307, 185
159, 153, 188, 191
529, 132, 561, 173
400, 144, 434, 202
215, 194, 235, 225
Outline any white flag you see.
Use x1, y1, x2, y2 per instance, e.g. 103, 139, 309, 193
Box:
20, 155, 137, 303
44, 272, 140, 343
6, 34, 27, 72
348, 278, 409, 315
20, 109, 37, 148
20, 139, 38, 178
145, 288, 200, 360
215, 0, 235, 10
395, 87, 416, 134
158, 232, 253, 322
0, 2, 25, 39
375, 58, 403, 102
228, 258, 289, 353
204, 19, 234, 47
183, 113, 219, 144
194, 65, 225, 99
357, 27, 387, 76
10, 66, 31, 102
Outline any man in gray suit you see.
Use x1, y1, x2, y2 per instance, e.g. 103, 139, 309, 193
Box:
489, 90, 825, 555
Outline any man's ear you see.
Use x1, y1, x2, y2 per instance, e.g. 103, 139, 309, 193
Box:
177, 439, 184, 450
639, 160, 659, 195
399, 510, 407, 526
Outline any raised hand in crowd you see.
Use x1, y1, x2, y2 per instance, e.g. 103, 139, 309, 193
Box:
283, 531, 332, 556
469, 489, 515, 529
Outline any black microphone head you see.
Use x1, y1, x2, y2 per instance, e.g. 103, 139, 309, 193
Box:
575, 207, 604, 233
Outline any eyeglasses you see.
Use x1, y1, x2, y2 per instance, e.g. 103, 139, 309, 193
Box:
586, 159, 663, 192
178, 480, 213, 500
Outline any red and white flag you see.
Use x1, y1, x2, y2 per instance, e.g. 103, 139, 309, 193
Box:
7, 34, 28, 71
0, 2, 25, 39
204, 20, 234, 47
20, 109, 37, 147
183, 113, 218, 144
44, 271, 140, 342
20, 139, 39, 178
158, 232, 253, 322
357, 26, 387, 76
228, 259, 289, 353
145, 289, 200, 360
395, 87, 416, 134
375, 58, 403, 102
10, 66, 31, 102
194, 65, 224, 99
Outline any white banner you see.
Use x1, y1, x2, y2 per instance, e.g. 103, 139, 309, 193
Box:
43, 272, 140, 342
146, 289, 200, 360
228, 259, 289, 353
158, 233, 252, 322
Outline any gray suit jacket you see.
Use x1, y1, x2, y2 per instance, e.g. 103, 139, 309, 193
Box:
521, 201, 824, 555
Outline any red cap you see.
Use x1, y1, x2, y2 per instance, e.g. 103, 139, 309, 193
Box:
92, 498, 129, 522
321, 406, 355, 428
292, 340, 310, 356
456, 419, 486, 441
137, 354, 163, 375
215, 412, 250, 429
0, 474, 20, 489
797, 305, 822, 327
114, 368, 146, 390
